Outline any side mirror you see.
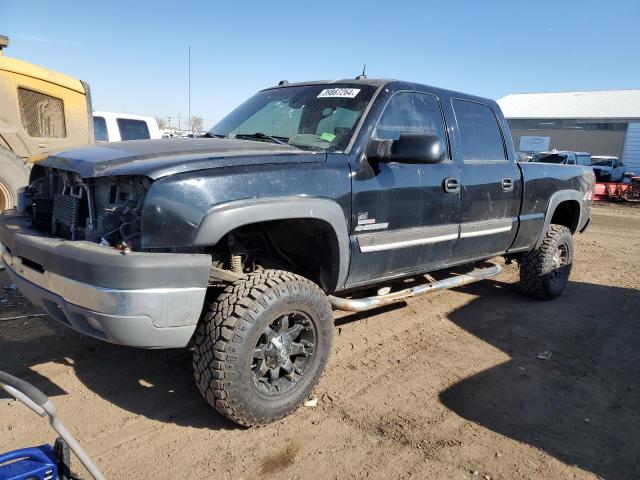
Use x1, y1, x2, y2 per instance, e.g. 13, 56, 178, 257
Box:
367, 133, 446, 164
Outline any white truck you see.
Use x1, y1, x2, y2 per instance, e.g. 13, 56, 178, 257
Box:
93, 112, 162, 142
591, 156, 628, 182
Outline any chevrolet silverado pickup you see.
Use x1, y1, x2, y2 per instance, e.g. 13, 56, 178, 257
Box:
0, 78, 594, 426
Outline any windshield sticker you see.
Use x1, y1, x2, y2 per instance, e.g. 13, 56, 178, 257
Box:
317, 88, 361, 99
320, 132, 336, 142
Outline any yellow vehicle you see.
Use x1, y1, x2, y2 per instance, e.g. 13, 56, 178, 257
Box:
0, 35, 93, 210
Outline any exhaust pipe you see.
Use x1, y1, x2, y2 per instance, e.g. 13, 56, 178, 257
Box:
328, 262, 502, 312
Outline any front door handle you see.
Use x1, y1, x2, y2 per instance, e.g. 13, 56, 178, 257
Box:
443, 177, 460, 193
501, 177, 514, 191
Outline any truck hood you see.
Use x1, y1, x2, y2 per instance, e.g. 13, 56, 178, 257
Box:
38, 138, 323, 179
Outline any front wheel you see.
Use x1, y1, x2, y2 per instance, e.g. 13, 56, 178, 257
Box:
192, 269, 334, 426
518, 224, 573, 300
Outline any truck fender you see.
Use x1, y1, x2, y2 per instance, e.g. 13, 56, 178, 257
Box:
193, 196, 350, 289
534, 190, 584, 249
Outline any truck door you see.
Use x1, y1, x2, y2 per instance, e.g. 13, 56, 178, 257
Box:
346, 91, 460, 286
450, 99, 521, 262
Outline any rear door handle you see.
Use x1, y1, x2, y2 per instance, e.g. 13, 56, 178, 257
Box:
443, 177, 460, 193
501, 177, 514, 191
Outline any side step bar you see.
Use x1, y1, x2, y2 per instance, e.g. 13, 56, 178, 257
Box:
328, 262, 502, 312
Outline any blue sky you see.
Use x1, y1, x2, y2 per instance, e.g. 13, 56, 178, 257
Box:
2, 0, 639, 129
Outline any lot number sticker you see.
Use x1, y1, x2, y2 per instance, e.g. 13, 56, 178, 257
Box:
317, 88, 361, 98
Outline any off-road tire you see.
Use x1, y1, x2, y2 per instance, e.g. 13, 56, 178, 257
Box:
519, 224, 573, 300
0, 149, 29, 211
193, 269, 334, 427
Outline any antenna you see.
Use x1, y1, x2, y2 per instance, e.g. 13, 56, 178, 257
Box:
356, 64, 367, 80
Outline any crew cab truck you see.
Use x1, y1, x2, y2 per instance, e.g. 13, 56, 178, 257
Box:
0, 78, 594, 426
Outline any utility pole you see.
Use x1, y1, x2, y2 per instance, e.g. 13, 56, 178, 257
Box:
188, 45, 191, 136
178, 113, 181, 132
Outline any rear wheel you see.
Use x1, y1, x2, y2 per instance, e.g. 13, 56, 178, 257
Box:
519, 224, 573, 300
193, 269, 333, 426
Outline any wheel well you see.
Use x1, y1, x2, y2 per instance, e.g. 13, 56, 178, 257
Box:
208, 218, 341, 292
550, 200, 580, 233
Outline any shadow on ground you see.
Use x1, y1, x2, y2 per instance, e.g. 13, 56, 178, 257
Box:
0, 279, 236, 430
441, 280, 640, 480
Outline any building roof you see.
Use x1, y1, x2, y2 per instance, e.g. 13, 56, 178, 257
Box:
498, 89, 640, 120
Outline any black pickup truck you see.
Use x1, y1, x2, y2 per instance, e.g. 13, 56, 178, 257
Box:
0, 78, 594, 426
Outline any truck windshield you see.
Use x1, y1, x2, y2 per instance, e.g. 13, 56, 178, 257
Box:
209, 84, 376, 152
531, 153, 568, 164
592, 159, 614, 167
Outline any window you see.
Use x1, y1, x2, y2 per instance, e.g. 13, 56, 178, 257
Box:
576, 154, 591, 166
210, 84, 375, 152
374, 92, 448, 154
18, 88, 66, 138
531, 153, 569, 164
93, 116, 108, 142
453, 100, 506, 162
116, 118, 150, 141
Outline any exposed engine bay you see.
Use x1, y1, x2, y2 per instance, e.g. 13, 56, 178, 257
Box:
24, 165, 150, 251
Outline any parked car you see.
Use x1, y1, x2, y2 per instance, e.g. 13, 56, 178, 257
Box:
1, 78, 594, 427
93, 112, 161, 142
591, 156, 627, 182
531, 150, 592, 166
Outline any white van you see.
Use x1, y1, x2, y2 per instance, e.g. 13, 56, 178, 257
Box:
93, 111, 162, 142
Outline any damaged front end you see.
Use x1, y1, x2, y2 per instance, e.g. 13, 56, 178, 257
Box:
0, 164, 212, 348
25, 165, 150, 251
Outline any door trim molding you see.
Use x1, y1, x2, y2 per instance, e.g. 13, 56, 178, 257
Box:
459, 218, 515, 239
356, 224, 458, 253
356, 217, 517, 253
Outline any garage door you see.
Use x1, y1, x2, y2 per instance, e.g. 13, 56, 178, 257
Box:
622, 123, 640, 174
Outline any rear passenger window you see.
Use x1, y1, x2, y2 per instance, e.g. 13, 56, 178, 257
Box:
375, 92, 448, 158
453, 100, 506, 162
117, 118, 150, 141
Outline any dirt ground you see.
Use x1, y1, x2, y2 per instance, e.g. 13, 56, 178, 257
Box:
1, 202, 639, 480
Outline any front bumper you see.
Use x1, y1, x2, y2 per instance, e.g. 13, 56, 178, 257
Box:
0, 210, 211, 348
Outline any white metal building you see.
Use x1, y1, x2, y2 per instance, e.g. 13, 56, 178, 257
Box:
498, 90, 640, 173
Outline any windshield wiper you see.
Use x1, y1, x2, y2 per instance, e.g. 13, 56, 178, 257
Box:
235, 132, 290, 146
202, 132, 226, 138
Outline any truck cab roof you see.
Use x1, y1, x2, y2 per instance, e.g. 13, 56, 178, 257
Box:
263, 78, 500, 107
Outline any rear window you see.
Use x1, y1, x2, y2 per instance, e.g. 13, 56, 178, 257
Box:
576, 154, 591, 166
531, 153, 568, 164
93, 116, 108, 142
453, 100, 506, 162
117, 118, 150, 141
